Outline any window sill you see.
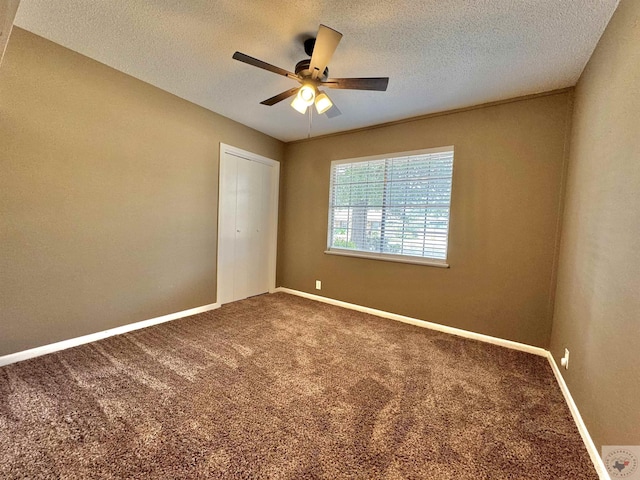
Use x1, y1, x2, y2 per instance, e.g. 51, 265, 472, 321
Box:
324, 249, 450, 268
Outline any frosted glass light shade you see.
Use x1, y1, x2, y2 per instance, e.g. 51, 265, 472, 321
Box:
299, 85, 315, 104
291, 95, 309, 114
315, 92, 333, 114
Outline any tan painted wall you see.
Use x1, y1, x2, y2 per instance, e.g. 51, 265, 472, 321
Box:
550, 0, 640, 449
278, 92, 572, 348
0, 28, 283, 356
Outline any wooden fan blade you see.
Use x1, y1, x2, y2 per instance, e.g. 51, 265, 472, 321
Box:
324, 77, 389, 91
309, 25, 342, 80
260, 87, 300, 106
232, 52, 298, 80
325, 103, 342, 119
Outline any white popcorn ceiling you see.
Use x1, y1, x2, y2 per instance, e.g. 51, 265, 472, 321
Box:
15, 0, 619, 142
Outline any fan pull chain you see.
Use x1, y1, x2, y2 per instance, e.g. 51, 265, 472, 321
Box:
307, 107, 313, 139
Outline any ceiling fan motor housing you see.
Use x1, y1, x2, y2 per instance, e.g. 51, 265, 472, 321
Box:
295, 59, 329, 82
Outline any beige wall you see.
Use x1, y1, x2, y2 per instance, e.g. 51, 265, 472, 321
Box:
0, 28, 283, 356
278, 92, 572, 348
550, 0, 640, 449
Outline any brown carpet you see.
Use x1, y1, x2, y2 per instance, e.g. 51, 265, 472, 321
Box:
0, 292, 596, 479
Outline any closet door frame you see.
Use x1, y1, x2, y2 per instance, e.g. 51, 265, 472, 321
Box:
217, 143, 280, 305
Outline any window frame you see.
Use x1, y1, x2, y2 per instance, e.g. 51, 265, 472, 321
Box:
325, 146, 454, 268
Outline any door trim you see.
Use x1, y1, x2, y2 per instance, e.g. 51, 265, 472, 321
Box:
217, 143, 280, 304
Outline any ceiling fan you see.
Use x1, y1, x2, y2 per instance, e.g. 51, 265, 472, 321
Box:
232, 24, 389, 117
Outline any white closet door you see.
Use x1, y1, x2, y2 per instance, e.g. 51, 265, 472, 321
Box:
233, 157, 271, 300
217, 153, 238, 305
238, 159, 271, 299
218, 146, 278, 305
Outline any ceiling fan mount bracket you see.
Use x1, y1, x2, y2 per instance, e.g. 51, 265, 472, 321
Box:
303, 38, 316, 57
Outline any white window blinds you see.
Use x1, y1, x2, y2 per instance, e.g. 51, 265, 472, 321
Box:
327, 148, 454, 263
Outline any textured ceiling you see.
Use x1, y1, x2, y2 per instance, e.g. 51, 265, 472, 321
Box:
14, 0, 618, 142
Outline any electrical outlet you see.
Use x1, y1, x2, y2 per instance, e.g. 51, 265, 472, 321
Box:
315, 280, 321, 290
560, 348, 570, 369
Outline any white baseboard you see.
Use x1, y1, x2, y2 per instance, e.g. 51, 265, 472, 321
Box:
547, 353, 610, 480
274, 287, 548, 357
0, 302, 220, 367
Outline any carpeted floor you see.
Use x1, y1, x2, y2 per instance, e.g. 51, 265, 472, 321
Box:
0, 292, 596, 479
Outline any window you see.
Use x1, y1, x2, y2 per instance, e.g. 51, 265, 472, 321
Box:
326, 147, 454, 266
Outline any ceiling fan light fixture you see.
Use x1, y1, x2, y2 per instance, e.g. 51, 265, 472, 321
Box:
315, 91, 333, 114
291, 83, 316, 114
298, 84, 316, 105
